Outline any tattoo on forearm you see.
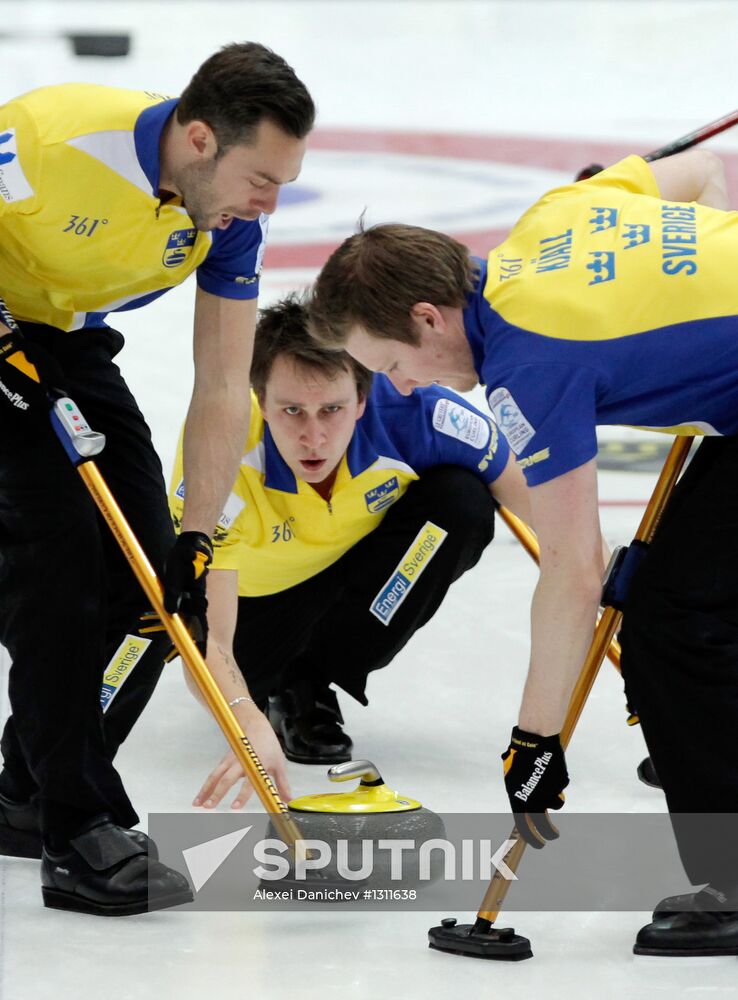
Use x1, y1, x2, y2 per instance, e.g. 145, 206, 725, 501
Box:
216, 642, 248, 693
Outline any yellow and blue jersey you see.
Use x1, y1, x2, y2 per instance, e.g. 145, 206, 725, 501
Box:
0, 84, 267, 331
465, 155, 738, 485
169, 376, 508, 596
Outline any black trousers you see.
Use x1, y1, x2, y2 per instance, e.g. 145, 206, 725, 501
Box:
232, 466, 496, 707
0, 324, 174, 838
620, 437, 738, 887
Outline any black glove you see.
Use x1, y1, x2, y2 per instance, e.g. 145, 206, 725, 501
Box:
162, 531, 213, 650
0, 331, 65, 413
501, 726, 569, 848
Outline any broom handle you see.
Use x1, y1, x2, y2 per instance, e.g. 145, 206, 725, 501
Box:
476, 435, 693, 923
76, 459, 305, 852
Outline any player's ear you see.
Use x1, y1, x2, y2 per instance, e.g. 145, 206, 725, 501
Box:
355, 393, 367, 420
410, 302, 444, 334
185, 119, 217, 158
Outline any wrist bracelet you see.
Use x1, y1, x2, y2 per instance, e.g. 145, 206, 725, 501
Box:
228, 696, 254, 708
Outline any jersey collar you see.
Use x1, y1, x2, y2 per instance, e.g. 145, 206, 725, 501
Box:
263, 423, 300, 492
134, 98, 179, 194
261, 420, 379, 494
463, 256, 492, 380
345, 418, 380, 478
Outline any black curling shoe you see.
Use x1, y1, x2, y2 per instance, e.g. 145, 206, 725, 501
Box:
0, 792, 158, 861
268, 681, 353, 765
41, 815, 192, 916
636, 886, 738, 956
652, 887, 703, 920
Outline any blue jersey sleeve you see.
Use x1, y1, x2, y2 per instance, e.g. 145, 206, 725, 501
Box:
196, 214, 268, 300
416, 388, 510, 482
371, 379, 510, 483
486, 364, 600, 485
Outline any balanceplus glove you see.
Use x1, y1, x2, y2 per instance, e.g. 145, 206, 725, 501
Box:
162, 531, 213, 650
0, 332, 65, 414
501, 726, 569, 848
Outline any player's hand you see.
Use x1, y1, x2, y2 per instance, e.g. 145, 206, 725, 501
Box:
162, 531, 213, 648
0, 330, 65, 413
193, 713, 292, 809
501, 726, 569, 848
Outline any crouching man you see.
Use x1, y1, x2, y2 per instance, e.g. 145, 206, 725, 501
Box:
169, 295, 530, 808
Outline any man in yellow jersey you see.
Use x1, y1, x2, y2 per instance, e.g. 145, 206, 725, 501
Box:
0, 43, 314, 915
168, 296, 531, 809
309, 148, 738, 955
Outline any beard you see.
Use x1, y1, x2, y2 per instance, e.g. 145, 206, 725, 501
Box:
173, 158, 219, 232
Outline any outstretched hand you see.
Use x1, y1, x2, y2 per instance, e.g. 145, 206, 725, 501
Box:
194, 711, 292, 809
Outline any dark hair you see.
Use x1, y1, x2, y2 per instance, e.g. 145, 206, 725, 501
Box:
310, 221, 477, 346
251, 294, 373, 400
177, 42, 315, 152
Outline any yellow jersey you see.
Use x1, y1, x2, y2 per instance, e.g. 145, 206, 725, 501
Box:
0, 84, 266, 331
169, 377, 508, 596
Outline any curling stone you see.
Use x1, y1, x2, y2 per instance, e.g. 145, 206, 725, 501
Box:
268, 760, 446, 887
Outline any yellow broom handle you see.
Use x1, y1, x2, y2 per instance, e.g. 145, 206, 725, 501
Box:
77, 460, 304, 852
477, 436, 693, 922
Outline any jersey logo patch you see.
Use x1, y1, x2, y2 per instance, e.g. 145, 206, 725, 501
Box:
488, 387, 535, 455
162, 228, 197, 268
0, 130, 34, 204
100, 635, 152, 713
365, 477, 399, 513
370, 521, 447, 625
432, 398, 491, 449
